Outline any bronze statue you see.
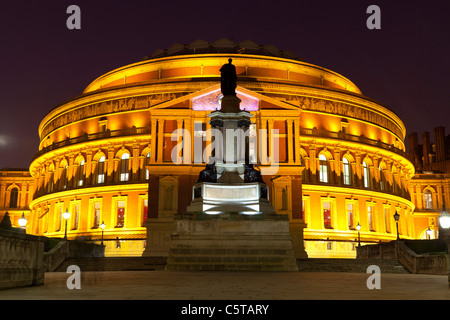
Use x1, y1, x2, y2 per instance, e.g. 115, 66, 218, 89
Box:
219, 58, 237, 96
244, 164, 264, 183
197, 162, 217, 183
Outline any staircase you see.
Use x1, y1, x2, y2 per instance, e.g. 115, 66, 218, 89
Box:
54, 257, 167, 272
166, 246, 298, 271
297, 258, 409, 274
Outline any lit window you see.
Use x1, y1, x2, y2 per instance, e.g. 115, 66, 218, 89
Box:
142, 199, 148, 224
116, 201, 126, 227
120, 153, 130, 182
62, 165, 68, 190
77, 160, 85, 187
146, 153, 150, 180
9, 187, 19, 208
319, 154, 328, 183
93, 202, 101, 229
368, 205, 374, 231
323, 201, 332, 229
347, 203, 354, 229
379, 166, 384, 191
72, 204, 80, 230
424, 190, 433, 209
363, 161, 370, 188
343, 157, 351, 185
384, 207, 390, 233
97, 156, 105, 184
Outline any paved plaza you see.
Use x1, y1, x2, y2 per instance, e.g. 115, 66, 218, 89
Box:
0, 270, 448, 300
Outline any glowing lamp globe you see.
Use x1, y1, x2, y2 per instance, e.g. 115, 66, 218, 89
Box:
439, 206, 450, 229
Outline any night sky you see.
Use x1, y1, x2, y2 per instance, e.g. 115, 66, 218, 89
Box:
0, 0, 449, 169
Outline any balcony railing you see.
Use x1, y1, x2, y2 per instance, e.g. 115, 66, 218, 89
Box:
33, 126, 151, 162
300, 128, 408, 158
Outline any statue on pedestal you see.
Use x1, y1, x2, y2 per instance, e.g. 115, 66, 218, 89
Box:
197, 162, 217, 183
244, 164, 264, 183
220, 58, 237, 96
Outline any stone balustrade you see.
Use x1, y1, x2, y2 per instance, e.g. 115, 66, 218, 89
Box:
357, 240, 448, 275
0, 229, 45, 289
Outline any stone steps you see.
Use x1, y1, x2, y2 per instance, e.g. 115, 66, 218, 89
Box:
298, 258, 409, 274
52, 257, 409, 274
166, 247, 298, 271
54, 257, 167, 272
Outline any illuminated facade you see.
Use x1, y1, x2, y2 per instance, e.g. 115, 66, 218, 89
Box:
7, 38, 441, 258
0, 169, 33, 228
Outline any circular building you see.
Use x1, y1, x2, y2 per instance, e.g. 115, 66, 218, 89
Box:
28, 39, 415, 258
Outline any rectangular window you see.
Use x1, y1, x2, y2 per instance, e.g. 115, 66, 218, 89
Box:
368, 205, 374, 231
143, 199, 148, 224
323, 201, 332, 229
55, 205, 63, 232
72, 204, 80, 230
93, 202, 101, 229
116, 200, 125, 227
347, 203, 354, 229
384, 207, 390, 233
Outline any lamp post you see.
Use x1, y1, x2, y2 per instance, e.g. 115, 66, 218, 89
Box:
393, 211, 400, 241
63, 209, 71, 240
100, 221, 105, 246
18, 212, 27, 231
356, 222, 361, 247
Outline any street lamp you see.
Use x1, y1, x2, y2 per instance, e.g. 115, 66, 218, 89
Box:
356, 222, 361, 247
426, 227, 433, 239
439, 205, 450, 231
18, 212, 27, 230
393, 211, 400, 240
63, 209, 71, 240
100, 221, 105, 246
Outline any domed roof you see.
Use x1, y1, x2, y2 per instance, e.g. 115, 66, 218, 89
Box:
143, 38, 301, 61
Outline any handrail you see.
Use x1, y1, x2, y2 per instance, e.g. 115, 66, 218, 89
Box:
43, 240, 69, 272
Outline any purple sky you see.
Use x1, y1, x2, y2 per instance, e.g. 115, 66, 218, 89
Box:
0, 0, 449, 169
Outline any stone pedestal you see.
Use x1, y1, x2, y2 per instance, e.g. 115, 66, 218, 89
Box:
166, 212, 298, 271
142, 219, 175, 257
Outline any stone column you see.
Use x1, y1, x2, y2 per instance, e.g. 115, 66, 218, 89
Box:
157, 119, 165, 163
150, 117, 157, 164
287, 120, 294, 164
294, 118, 301, 164
290, 175, 308, 259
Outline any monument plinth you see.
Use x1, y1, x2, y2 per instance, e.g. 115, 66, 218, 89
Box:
165, 59, 299, 271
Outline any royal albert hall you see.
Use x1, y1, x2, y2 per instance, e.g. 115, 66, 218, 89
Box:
28, 39, 416, 258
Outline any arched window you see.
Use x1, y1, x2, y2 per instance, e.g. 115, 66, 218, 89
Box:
342, 157, 351, 185
77, 159, 85, 187
424, 190, 433, 209
379, 166, 384, 191
63, 165, 68, 189
9, 187, 19, 208
319, 154, 328, 183
120, 153, 130, 182
145, 153, 150, 180
363, 161, 370, 188
97, 156, 105, 184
